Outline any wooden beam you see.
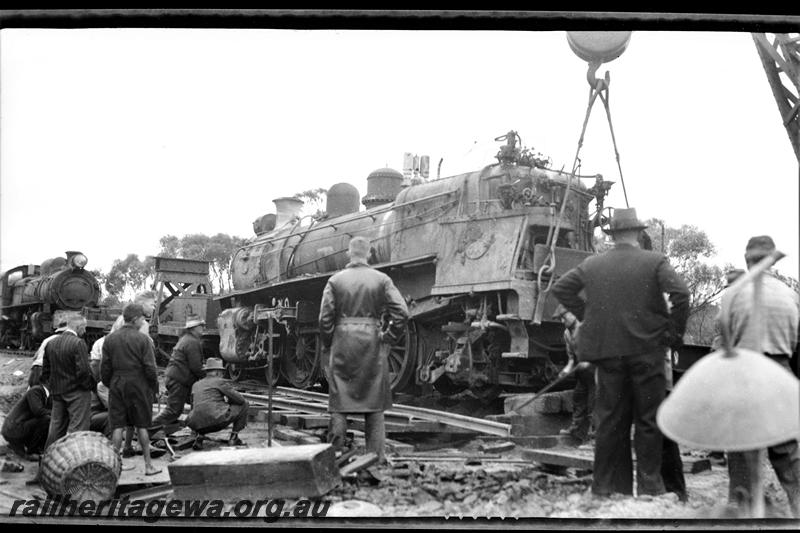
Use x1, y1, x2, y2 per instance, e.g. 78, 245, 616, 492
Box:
168, 444, 340, 500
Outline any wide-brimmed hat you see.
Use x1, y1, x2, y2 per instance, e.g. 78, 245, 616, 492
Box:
603, 207, 648, 234
744, 235, 776, 262
184, 316, 206, 329
202, 357, 225, 371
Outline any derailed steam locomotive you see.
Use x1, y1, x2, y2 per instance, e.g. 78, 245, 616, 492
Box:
0, 251, 101, 349
218, 132, 614, 397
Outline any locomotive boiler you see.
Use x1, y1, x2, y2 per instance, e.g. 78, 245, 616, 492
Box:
218, 132, 613, 398
0, 251, 101, 349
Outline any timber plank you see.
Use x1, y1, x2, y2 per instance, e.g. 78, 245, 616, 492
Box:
521, 447, 593, 469
168, 444, 340, 500
339, 453, 378, 476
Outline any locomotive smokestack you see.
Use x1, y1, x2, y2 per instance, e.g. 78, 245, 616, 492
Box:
273, 197, 304, 227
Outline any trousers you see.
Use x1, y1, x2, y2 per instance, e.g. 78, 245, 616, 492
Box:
328, 411, 386, 461
152, 377, 191, 428
566, 363, 596, 440
727, 355, 799, 517
193, 403, 249, 435
661, 391, 687, 501
592, 350, 666, 497
3, 416, 50, 456
45, 389, 92, 450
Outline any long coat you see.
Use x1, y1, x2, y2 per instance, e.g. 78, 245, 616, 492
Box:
100, 324, 159, 404
319, 261, 408, 413
551, 243, 690, 362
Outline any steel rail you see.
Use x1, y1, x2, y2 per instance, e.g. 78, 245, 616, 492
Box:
242, 387, 512, 437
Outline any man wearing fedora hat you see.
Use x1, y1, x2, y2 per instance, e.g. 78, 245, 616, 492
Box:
152, 316, 207, 430
552, 207, 690, 499
185, 357, 249, 448
715, 235, 800, 516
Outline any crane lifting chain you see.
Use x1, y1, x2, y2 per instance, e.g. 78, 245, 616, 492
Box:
533, 61, 630, 324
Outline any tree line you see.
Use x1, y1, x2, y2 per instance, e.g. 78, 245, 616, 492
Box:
93, 233, 246, 306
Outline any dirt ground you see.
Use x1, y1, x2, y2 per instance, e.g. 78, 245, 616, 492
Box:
1, 350, 797, 523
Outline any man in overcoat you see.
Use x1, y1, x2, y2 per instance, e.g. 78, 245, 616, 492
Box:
152, 316, 206, 430
319, 236, 408, 462
101, 303, 160, 475
551, 207, 689, 498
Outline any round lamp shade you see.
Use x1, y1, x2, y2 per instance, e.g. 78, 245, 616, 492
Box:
566, 31, 632, 64
657, 347, 800, 451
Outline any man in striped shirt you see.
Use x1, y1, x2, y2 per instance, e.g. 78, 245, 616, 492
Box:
41, 315, 94, 449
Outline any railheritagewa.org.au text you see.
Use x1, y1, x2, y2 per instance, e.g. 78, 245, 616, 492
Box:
9, 495, 330, 522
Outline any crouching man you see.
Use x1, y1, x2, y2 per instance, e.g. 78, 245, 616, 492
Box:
185, 357, 249, 449
1, 383, 52, 461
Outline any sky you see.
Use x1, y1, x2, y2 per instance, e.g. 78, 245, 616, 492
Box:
1, 27, 798, 281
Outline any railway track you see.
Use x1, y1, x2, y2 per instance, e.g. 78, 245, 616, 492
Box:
239, 385, 513, 437
0, 348, 35, 358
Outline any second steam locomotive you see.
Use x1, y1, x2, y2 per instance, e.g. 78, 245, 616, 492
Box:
0, 251, 101, 349
218, 132, 614, 398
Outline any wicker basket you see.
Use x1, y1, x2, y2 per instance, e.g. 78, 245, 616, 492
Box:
40, 431, 121, 500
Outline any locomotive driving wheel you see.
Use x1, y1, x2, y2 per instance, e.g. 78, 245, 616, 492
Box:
281, 332, 319, 390
388, 320, 418, 392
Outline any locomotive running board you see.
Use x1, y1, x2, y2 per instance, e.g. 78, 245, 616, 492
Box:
216, 253, 438, 302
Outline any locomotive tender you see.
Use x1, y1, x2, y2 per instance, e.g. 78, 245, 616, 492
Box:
218, 133, 614, 397
0, 251, 101, 349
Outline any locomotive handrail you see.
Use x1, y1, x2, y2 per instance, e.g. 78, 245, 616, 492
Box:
217, 253, 439, 302
232, 196, 458, 279
246, 200, 458, 288
233, 188, 458, 255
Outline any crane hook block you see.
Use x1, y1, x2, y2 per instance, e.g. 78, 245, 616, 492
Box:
566, 31, 632, 64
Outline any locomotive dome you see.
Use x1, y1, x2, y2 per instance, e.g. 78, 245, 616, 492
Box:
326, 182, 360, 218
363, 167, 404, 209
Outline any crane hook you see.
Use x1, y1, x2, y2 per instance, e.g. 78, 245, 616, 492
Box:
587, 61, 611, 92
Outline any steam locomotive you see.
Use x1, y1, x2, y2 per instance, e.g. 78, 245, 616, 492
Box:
0, 251, 102, 350
218, 132, 615, 398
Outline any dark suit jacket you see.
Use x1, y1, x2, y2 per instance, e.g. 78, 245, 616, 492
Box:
164, 333, 205, 386
185, 376, 246, 430
551, 243, 690, 361
41, 331, 94, 395
1, 385, 52, 440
